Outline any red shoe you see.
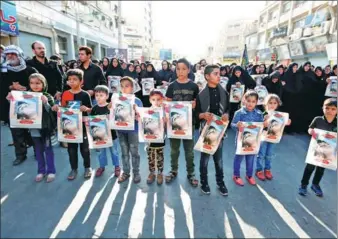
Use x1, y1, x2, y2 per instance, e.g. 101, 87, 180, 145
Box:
95, 167, 105, 177
265, 170, 273, 180
114, 166, 121, 177
246, 176, 256, 185
233, 176, 244, 186
255, 170, 265, 181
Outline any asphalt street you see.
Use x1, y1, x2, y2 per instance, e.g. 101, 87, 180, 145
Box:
1, 125, 337, 238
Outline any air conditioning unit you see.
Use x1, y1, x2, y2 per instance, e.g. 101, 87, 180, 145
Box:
320, 20, 331, 34
303, 27, 313, 37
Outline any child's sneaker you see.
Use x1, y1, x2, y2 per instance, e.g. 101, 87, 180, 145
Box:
147, 172, 155, 184
200, 183, 211, 195
46, 174, 55, 183
118, 173, 130, 183
95, 167, 105, 177
246, 176, 256, 185
217, 182, 228, 196
264, 170, 273, 180
35, 173, 45, 182
67, 169, 78, 181
157, 173, 163, 185
311, 184, 323, 197
298, 185, 307, 196
133, 174, 141, 184
255, 171, 265, 181
114, 166, 121, 177
233, 176, 244, 186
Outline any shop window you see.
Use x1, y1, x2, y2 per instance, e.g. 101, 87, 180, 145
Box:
293, 18, 305, 29
268, 10, 278, 21
57, 36, 67, 52
294, 0, 307, 9
281, 1, 291, 14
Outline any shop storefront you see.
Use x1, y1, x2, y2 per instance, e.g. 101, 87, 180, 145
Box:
326, 42, 337, 65
302, 35, 329, 66
0, 1, 19, 45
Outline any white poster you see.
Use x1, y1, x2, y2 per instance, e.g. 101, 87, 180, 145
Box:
57, 107, 83, 143
230, 85, 245, 103
305, 129, 337, 170
110, 94, 135, 130
236, 122, 264, 155
141, 78, 155, 96
166, 101, 193, 139
220, 77, 229, 90
86, 115, 113, 149
195, 73, 207, 91
251, 74, 268, 86
325, 76, 337, 97
9, 91, 43, 129
254, 85, 269, 105
262, 111, 289, 143
138, 107, 164, 143
194, 115, 229, 155
107, 76, 121, 94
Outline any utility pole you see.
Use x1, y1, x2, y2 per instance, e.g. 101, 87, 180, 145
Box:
117, 0, 122, 50
76, 7, 81, 47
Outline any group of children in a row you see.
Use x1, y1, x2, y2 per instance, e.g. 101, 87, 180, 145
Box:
7, 58, 337, 198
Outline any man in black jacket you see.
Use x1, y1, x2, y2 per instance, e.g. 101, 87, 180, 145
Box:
2, 45, 37, 165
26, 41, 63, 99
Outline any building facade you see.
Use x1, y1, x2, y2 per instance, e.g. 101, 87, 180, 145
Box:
255, 0, 337, 66
2, 1, 119, 61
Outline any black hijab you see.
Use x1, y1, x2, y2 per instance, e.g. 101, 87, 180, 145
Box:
106, 57, 124, 77
123, 64, 138, 79
102, 57, 110, 73
226, 65, 256, 92
250, 65, 261, 75
262, 71, 283, 97
145, 63, 160, 85
282, 63, 302, 93
158, 60, 172, 82
267, 64, 276, 74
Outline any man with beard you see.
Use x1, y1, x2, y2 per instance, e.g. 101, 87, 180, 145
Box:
26, 41, 63, 100
1, 45, 37, 165
78, 46, 106, 104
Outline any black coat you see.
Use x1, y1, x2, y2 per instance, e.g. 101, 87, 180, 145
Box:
26, 56, 63, 95
262, 71, 283, 98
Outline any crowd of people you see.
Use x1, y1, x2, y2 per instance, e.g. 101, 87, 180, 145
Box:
0, 41, 336, 197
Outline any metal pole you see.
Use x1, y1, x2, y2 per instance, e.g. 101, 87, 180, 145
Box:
117, 0, 122, 50
76, 8, 81, 47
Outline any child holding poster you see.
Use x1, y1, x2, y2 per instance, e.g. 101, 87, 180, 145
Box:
195, 65, 229, 195
165, 58, 199, 187
90, 85, 120, 178
52, 69, 93, 180
299, 98, 337, 197
256, 94, 291, 181
231, 90, 264, 186
145, 89, 166, 185
115, 77, 143, 184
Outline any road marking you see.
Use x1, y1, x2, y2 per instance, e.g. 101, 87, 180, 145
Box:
1, 194, 8, 205
232, 206, 263, 238
50, 176, 94, 239
180, 185, 194, 238
152, 193, 157, 234
257, 185, 310, 238
164, 200, 175, 238
128, 189, 147, 238
224, 212, 234, 238
13, 173, 25, 181
115, 179, 132, 229
297, 198, 337, 238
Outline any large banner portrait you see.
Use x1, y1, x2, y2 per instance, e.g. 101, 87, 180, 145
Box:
262, 111, 289, 143
107, 76, 121, 94
138, 107, 164, 143
166, 101, 192, 140
325, 76, 337, 97
110, 94, 135, 130
236, 122, 264, 155
230, 85, 245, 103
254, 85, 269, 106
57, 107, 83, 143
86, 115, 113, 149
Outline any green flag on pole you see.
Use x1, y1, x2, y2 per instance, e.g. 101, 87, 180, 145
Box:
240, 44, 249, 69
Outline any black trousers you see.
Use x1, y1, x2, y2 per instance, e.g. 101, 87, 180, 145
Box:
199, 143, 224, 185
10, 128, 33, 160
67, 127, 90, 170
229, 103, 240, 123
301, 164, 325, 186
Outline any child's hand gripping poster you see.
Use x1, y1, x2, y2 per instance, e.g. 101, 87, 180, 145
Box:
85, 115, 113, 149
9, 91, 43, 129
194, 115, 229, 155
236, 122, 264, 155
254, 85, 269, 105
251, 74, 268, 86
110, 93, 135, 130
305, 129, 337, 170
230, 85, 245, 103
220, 77, 229, 91
141, 78, 155, 96
325, 76, 337, 97
166, 101, 193, 140
107, 76, 121, 94
138, 107, 164, 143
262, 111, 289, 143
57, 107, 83, 143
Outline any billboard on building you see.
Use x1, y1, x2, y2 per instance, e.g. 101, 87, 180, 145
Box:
0, 1, 19, 36
160, 49, 172, 60
107, 48, 128, 62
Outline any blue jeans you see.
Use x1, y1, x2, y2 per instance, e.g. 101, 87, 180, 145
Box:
98, 140, 119, 168
118, 132, 140, 175
233, 154, 256, 177
256, 141, 275, 171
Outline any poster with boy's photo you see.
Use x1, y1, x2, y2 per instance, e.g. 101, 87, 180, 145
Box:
305, 129, 337, 170
67, 100, 81, 110
236, 122, 263, 155
262, 111, 289, 143
194, 115, 228, 155
195, 73, 207, 91
110, 93, 135, 130
325, 76, 337, 97
85, 115, 113, 149
230, 85, 245, 103
156, 85, 168, 98
138, 107, 164, 143
107, 76, 121, 94
251, 74, 268, 86
9, 91, 43, 129
220, 77, 229, 91
254, 85, 269, 105
57, 107, 83, 143
166, 101, 192, 139
141, 78, 155, 96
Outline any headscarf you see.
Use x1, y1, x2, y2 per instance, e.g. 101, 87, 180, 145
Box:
106, 57, 124, 77
262, 71, 283, 97
145, 63, 160, 84
123, 63, 138, 79
250, 65, 260, 75
158, 60, 172, 82
4, 45, 27, 72
267, 64, 276, 75
227, 65, 256, 92
282, 63, 302, 93
102, 57, 110, 73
